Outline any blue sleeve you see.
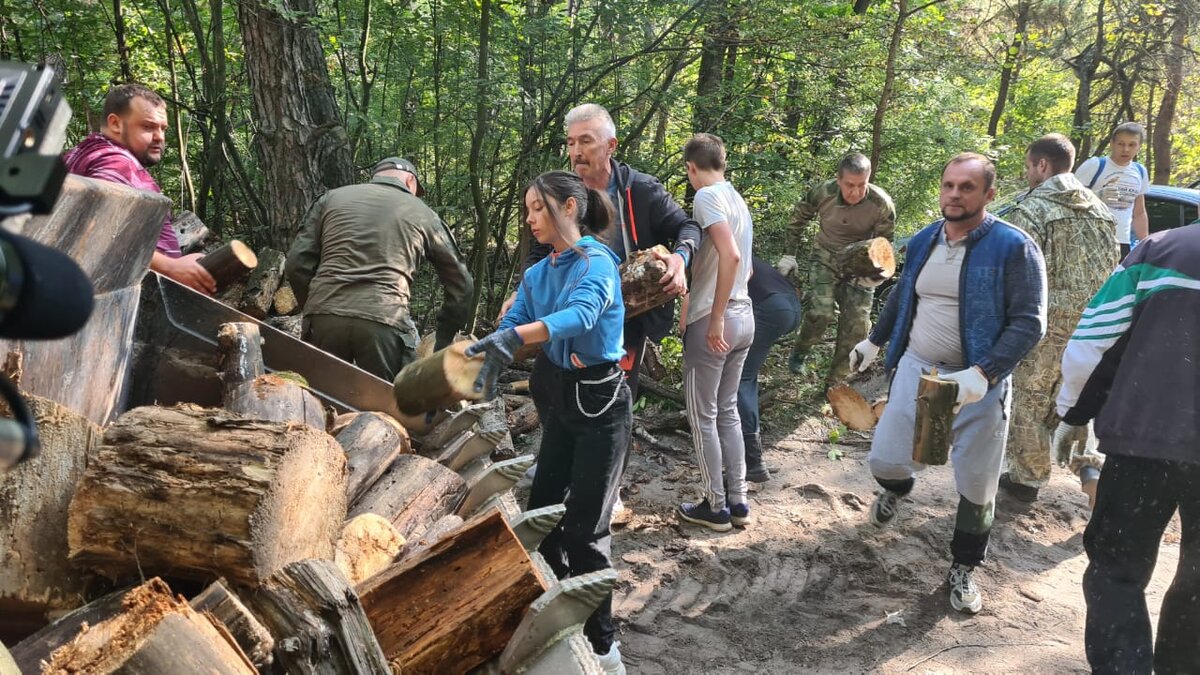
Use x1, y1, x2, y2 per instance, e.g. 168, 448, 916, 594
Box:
499, 274, 535, 331
976, 237, 1048, 381
540, 254, 619, 340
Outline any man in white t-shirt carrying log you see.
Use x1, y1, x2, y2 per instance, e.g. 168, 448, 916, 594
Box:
1074, 122, 1150, 259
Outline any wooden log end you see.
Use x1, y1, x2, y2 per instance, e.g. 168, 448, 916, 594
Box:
335, 514, 406, 586
826, 384, 876, 431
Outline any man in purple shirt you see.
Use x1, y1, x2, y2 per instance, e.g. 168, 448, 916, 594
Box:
63, 84, 215, 294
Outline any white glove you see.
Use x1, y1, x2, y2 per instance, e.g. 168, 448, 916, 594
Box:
776, 254, 798, 277
1052, 420, 1090, 466
848, 339, 880, 373
942, 366, 988, 413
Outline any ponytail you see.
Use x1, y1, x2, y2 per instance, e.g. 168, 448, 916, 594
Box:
583, 187, 615, 243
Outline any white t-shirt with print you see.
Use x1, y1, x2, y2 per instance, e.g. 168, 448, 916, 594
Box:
1075, 157, 1149, 245
687, 180, 753, 326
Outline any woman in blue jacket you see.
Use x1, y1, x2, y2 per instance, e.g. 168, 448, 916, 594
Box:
467, 170, 630, 674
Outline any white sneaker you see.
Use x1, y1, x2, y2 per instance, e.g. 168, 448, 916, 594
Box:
948, 563, 982, 614
613, 493, 626, 515
596, 641, 627, 675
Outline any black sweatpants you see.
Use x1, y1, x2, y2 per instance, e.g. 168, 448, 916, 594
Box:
1083, 453, 1200, 675
527, 354, 632, 655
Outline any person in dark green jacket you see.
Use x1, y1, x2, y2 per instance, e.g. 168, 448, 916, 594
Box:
284, 157, 473, 381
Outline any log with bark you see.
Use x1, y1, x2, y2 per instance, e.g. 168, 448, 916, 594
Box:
827, 384, 877, 431
507, 400, 540, 437
335, 513, 406, 585
398, 514, 463, 560
10, 588, 128, 673
912, 372, 958, 466
172, 210, 213, 254
236, 247, 286, 319
248, 560, 390, 674
349, 453, 467, 542
835, 236, 896, 283
356, 509, 549, 674
336, 411, 411, 504
0, 393, 102, 641
265, 314, 303, 340
218, 322, 326, 431
198, 240, 258, 293
67, 406, 348, 587
41, 578, 256, 674
620, 244, 674, 318
190, 580, 275, 670
392, 341, 484, 416
272, 281, 300, 316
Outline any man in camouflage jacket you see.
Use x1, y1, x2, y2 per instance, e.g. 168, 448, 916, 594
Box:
777, 153, 895, 385
999, 134, 1118, 504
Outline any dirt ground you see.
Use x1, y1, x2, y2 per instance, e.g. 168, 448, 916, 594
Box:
606, 405, 1182, 674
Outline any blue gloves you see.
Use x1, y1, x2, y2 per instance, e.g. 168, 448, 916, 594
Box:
464, 328, 524, 400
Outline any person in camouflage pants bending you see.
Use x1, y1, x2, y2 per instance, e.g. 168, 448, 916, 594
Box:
777, 153, 895, 385
999, 134, 1117, 505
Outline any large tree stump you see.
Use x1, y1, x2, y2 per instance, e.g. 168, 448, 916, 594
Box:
237, 248, 286, 319
219, 322, 326, 431
336, 411, 411, 505
392, 342, 484, 415
356, 509, 548, 674
335, 514, 405, 586
620, 245, 673, 319
827, 384, 877, 431
836, 237, 896, 282
0, 393, 103, 641
67, 406, 348, 587
249, 559, 390, 675
349, 454, 467, 542
41, 578, 255, 674
912, 372, 958, 466
199, 240, 258, 293
190, 580, 275, 670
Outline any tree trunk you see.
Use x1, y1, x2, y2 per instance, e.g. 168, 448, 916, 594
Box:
336, 411, 412, 505
870, 0, 908, 171
67, 406, 347, 587
349, 453, 467, 542
42, 579, 256, 674
356, 510, 548, 674
392, 342, 485, 416
912, 373, 958, 465
1152, 6, 1188, 184
0, 394, 102, 641
199, 240, 258, 293
620, 245, 674, 319
987, 0, 1029, 140
1070, 3, 1106, 159
236, 248, 286, 319
249, 560, 390, 674
335, 513, 406, 585
467, 0, 493, 329
190, 581, 275, 670
112, 0, 133, 82
237, 0, 355, 248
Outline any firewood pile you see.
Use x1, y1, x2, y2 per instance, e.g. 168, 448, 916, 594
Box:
0, 318, 612, 674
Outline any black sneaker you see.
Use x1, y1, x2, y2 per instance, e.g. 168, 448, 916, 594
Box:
998, 473, 1039, 503
678, 500, 732, 532
746, 465, 771, 483
729, 502, 752, 528
870, 490, 902, 527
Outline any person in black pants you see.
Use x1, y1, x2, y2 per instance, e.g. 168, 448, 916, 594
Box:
467, 171, 630, 674
737, 257, 801, 482
1054, 223, 1200, 674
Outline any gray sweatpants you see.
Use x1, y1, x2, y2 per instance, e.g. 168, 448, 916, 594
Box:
684, 301, 755, 510
868, 351, 1011, 507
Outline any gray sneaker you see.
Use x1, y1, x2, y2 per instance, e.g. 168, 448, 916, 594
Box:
948, 563, 983, 614
869, 490, 902, 527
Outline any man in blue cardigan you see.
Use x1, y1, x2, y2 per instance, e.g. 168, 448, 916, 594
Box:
849, 153, 1047, 614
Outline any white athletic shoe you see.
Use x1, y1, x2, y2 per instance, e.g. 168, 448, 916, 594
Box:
596, 641, 627, 675
948, 563, 983, 614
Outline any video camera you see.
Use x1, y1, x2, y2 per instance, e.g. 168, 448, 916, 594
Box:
0, 61, 94, 470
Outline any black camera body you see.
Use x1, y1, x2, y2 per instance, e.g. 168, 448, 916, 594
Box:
0, 62, 71, 214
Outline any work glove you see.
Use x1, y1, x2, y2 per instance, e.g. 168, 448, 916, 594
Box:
850, 275, 888, 289
464, 328, 524, 400
1052, 420, 1090, 466
848, 339, 880, 374
942, 366, 988, 413
776, 254, 798, 277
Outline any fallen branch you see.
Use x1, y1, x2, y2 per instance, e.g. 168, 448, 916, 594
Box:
905, 642, 1058, 671
639, 377, 684, 404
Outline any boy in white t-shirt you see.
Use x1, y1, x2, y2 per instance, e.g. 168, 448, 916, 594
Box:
1075, 121, 1150, 258
676, 133, 757, 532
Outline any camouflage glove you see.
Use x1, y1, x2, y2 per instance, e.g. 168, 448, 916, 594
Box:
464, 329, 524, 400
1052, 420, 1090, 466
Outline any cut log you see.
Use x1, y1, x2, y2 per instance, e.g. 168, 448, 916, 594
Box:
640, 376, 684, 404
42, 578, 255, 674
836, 237, 896, 282
10, 588, 128, 673
872, 396, 888, 421
620, 244, 674, 319
172, 210, 212, 254
416, 331, 472, 361
912, 372, 958, 466
827, 384, 877, 431
507, 400, 540, 437
335, 514, 406, 586
272, 281, 299, 316
265, 314, 303, 340
199, 240, 258, 293
218, 321, 326, 431
349, 453, 467, 541
217, 321, 265, 401
67, 406, 348, 587
247, 560, 390, 674
190, 580, 275, 670
330, 412, 360, 436
0, 393, 102, 642
398, 514, 463, 560
336, 411, 412, 504
392, 341, 484, 415
357, 509, 549, 674
236, 247, 286, 319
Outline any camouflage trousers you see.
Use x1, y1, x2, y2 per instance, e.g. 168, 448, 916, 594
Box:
1006, 322, 1104, 488
793, 246, 873, 384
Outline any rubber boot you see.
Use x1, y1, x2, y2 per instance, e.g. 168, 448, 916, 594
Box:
744, 434, 770, 483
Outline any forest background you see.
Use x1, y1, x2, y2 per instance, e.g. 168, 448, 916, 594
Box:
6, 0, 1197, 329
